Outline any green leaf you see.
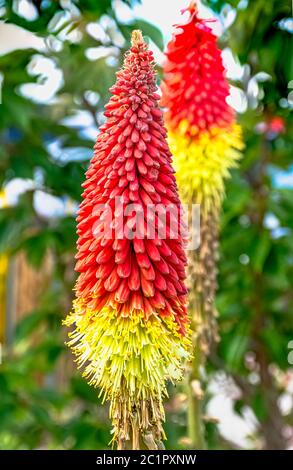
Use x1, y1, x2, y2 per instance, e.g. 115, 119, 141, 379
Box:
250, 230, 272, 272
14, 310, 45, 342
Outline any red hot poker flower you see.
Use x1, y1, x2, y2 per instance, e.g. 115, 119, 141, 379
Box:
64, 30, 190, 449
162, 1, 235, 138
161, 3, 243, 353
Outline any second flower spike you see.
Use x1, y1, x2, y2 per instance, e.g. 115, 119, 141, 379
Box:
161, 2, 244, 353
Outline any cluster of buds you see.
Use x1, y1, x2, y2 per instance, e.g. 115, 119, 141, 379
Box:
64, 31, 190, 449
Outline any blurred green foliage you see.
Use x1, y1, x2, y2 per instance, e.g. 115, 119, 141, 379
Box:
0, 0, 292, 450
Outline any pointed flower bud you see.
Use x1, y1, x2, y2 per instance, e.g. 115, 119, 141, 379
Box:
64, 30, 190, 448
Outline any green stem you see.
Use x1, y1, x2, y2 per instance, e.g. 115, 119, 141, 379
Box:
187, 345, 206, 449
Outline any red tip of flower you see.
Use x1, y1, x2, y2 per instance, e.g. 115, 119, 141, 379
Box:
74, 31, 188, 334
181, 1, 197, 17
161, 4, 234, 136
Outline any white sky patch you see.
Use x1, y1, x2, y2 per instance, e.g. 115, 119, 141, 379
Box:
222, 48, 245, 81
264, 213, 280, 230
273, 169, 293, 188
79, 125, 99, 141
0, 22, 45, 56
60, 110, 98, 141
13, 0, 39, 22
61, 110, 95, 128
278, 392, 293, 416
33, 190, 66, 219
149, 39, 164, 66
227, 85, 248, 113
133, 0, 222, 41
113, 0, 134, 24
208, 374, 257, 449
46, 137, 92, 163
2, 178, 77, 218
85, 45, 119, 61
3, 178, 36, 206
19, 55, 63, 103
86, 21, 109, 42
33, 191, 78, 219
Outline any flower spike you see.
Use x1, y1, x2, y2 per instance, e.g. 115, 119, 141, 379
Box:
161, 4, 244, 351
64, 30, 190, 449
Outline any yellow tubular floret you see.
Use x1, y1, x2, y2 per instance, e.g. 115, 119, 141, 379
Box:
64, 302, 191, 445
168, 122, 244, 213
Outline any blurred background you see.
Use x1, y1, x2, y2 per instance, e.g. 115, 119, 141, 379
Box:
0, 0, 292, 450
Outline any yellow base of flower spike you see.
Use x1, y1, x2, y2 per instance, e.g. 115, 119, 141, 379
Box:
64, 302, 191, 448
168, 122, 244, 212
